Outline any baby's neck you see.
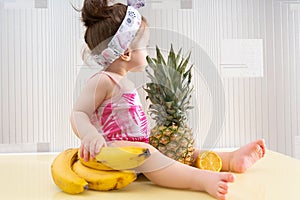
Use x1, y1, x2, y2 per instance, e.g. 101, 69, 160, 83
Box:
106, 61, 128, 77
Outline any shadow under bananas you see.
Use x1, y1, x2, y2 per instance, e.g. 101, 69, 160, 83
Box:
52, 182, 142, 200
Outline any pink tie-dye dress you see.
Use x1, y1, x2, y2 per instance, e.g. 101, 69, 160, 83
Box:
90, 71, 149, 143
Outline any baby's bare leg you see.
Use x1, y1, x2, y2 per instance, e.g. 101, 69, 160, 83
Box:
110, 141, 235, 200
194, 139, 266, 173
228, 139, 265, 173
143, 160, 235, 200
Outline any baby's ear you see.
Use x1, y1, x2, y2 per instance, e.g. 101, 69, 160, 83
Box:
120, 50, 131, 62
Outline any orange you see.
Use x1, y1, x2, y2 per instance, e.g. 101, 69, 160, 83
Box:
195, 151, 222, 172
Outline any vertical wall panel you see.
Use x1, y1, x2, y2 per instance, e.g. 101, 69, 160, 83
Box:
0, 4, 3, 143
0, 0, 299, 156
274, 1, 285, 153
0, 0, 82, 151
282, 3, 292, 155
296, 8, 300, 156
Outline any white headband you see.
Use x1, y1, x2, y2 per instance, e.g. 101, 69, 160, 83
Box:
93, 4, 144, 67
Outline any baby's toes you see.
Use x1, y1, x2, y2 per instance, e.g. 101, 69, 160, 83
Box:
220, 172, 236, 183
219, 181, 229, 191
257, 139, 266, 156
216, 191, 227, 200
218, 182, 228, 195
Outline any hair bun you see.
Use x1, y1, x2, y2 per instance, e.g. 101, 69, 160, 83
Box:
81, 0, 114, 27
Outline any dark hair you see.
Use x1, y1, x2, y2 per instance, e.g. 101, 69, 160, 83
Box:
81, 0, 148, 53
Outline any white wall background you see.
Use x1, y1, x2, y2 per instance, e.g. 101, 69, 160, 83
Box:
0, 0, 299, 157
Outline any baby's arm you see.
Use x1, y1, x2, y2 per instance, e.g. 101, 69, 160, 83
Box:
70, 73, 112, 161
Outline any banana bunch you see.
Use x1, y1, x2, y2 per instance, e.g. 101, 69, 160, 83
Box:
72, 161, 136, 191
51, 148, 88, 194
51, 146, 150, 194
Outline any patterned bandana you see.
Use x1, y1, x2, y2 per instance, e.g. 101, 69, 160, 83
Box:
93, 0, 146, 67
127, 0, 145, 8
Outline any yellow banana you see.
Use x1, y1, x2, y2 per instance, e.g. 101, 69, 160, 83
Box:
78, 152, 114, 171
95, 146, 151, 170
72, 160, 137, 191
51, 148, 88, 194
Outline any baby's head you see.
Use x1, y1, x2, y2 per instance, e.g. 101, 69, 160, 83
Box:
81, 0, 149, 68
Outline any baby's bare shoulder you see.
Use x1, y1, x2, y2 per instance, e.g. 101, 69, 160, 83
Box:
88, 73, 114, 88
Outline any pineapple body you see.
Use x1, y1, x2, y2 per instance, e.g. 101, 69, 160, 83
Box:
144, 45, 195, 166
149, 124, 194, 165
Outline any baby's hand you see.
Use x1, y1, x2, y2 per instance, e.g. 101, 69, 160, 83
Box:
79, 134, 107, 162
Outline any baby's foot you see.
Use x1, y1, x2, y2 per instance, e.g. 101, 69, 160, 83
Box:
203, 172, 235, 200
230, 139, 266, 173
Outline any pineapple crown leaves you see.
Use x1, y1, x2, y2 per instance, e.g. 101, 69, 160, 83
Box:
144, 44, 194, 127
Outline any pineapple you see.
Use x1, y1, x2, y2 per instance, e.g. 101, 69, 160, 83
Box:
144, 45, 195, 165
